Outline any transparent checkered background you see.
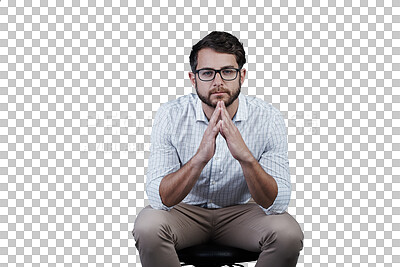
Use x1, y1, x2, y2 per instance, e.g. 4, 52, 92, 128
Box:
0, 0, 399, 266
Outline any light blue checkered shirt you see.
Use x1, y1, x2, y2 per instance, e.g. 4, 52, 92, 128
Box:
146, 93, 291, 215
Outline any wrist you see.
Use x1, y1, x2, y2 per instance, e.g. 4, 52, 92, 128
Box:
238, 152, 256, 166
191, 152, 209, 168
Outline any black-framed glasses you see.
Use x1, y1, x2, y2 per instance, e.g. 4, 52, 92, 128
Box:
195, 68, 241, 81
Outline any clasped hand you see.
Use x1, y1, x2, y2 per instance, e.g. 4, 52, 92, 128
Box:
195, 101, 253, 164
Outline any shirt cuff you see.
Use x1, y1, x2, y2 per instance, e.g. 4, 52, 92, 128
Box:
259, 180, 290, 215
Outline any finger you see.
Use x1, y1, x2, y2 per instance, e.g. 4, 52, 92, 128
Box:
220, 105, 236, 137
209, 105, 222, 126
219, 120, 226, 138
220, 103, 231, 124
221, 100, 228, 110
216, 101, 224, 115
219, 100, 227, 115
213, 120, 223, 137
219, 101, 225, 111
214, 118, 223, 131
216, 119, 223, 135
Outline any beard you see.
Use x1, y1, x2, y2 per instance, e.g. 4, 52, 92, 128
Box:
195, 78, 241, 108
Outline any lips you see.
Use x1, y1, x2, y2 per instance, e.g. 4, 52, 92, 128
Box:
210, 89, 229, 96
212, 92, 227, 95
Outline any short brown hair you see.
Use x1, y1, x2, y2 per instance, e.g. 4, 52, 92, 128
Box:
189, 31, 246, 72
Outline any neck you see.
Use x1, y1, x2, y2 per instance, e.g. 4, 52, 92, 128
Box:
203, 98, 239, 121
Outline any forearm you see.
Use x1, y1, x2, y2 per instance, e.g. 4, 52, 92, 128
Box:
239, 156, 278, 209
159, 153, 207, 207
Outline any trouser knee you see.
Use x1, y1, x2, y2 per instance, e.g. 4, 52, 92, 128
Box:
133, 208, 174, 250
133, 207, 182, 267
264, 221, 304, 257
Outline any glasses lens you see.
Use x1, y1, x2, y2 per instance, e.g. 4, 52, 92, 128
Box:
198, 69, 215, 81
221, 69, 238, 80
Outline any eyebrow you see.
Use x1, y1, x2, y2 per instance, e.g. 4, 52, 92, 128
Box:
199, 65, 237, 70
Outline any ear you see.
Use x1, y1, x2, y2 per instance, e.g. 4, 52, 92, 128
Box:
240, 68, 246, 86
188, 71, 196, 87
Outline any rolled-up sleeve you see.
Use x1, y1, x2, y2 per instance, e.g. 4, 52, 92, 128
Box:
146, 105, 181, 210
258, 112, 291, 215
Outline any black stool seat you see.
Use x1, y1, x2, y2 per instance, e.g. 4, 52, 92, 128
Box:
177, 243, 260, 267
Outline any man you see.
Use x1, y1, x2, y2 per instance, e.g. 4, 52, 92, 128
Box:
133, 31, 303, 267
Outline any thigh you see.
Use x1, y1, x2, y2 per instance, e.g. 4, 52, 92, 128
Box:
212, 203, 303, 252
134, 203, 213, 250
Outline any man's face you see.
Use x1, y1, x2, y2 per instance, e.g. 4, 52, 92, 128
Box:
189, 48, 246, 108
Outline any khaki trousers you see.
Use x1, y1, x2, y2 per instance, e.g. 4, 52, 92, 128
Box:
133, 202, 303, 267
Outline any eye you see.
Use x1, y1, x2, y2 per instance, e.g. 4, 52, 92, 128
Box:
222, 69, 234, 75
201, 70, 214, 77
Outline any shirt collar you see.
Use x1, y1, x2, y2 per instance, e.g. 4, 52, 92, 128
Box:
233, 93, 247, 122
195, 95, 208, 122
195, 93, 248, 123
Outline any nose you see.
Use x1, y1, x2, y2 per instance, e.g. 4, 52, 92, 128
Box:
212, 71, 224, 87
